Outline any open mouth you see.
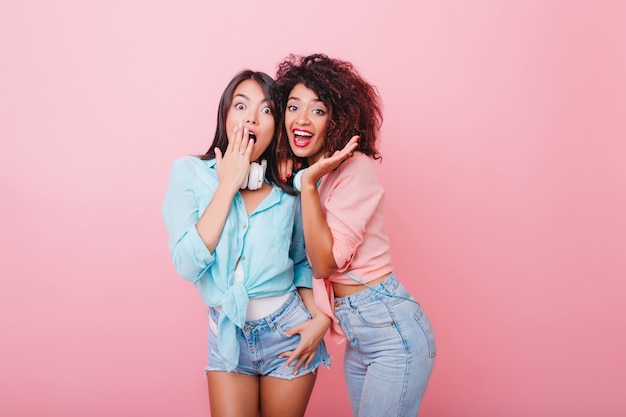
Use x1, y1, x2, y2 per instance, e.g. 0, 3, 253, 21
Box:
248, 132, 257, 142
293, 130, 312, 147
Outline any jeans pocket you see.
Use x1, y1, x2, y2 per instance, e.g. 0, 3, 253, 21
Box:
355, 301, 396, 328
413, 308, 437, 358
275, 299, 310, 338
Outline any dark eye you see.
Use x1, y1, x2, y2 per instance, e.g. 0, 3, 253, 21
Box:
287, 105, 299, 112
261, 106, 272, 114
234, 103, 245, 110
313, 108, 325, 116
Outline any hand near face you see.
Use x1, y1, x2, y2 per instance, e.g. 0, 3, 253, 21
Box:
299, 135, 359, 190
214, 123, 255, 192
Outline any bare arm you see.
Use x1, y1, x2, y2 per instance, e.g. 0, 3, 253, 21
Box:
299, 136, 360, 278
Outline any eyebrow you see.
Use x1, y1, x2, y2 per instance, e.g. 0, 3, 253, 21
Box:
287, 96, 324, 104
234, 94, 270, 105
234, 93, 250, 101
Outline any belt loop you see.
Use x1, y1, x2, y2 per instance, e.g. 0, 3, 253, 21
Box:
381, 273, 396, 293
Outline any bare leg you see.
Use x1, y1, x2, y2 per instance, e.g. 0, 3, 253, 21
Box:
259, 372, 318, 417
207, 371, 260, 417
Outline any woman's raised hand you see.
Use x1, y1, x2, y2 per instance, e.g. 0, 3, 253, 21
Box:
215, 123, 255, 191
300, 135, 359, 190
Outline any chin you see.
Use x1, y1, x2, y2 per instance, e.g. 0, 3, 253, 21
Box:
290, 146, 308, 158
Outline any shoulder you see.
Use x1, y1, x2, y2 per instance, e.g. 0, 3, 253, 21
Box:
172, 155, 214, 168
336, 152, 380, 181
170, 155, 215, 174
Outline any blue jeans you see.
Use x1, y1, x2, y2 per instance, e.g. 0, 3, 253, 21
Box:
206, 290, 331, 379
334, 274, 436, 417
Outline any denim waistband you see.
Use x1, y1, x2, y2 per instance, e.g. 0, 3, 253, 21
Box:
334, 273, 400, 307
237, 290, 300, 334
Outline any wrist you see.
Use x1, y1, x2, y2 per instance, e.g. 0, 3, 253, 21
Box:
294, 168, 321, 192
310, 311, 331, 322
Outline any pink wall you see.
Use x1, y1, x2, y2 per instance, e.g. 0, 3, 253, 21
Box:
1, 1, 624, 416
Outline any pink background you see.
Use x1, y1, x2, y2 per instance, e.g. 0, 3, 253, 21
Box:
1, 1, 625, 416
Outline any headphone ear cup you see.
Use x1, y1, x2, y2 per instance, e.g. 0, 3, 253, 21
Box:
246, 160, 267, 190
247, 162, 261, 190
240, 171, 250, 189
293, 169, 305, 192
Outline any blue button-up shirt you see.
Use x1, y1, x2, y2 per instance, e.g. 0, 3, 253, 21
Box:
162, 156, 312, 370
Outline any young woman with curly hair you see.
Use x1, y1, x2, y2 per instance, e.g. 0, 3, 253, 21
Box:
273, 54, 436, 417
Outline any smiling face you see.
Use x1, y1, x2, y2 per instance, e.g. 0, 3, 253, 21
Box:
284, 83, 329, 165
225, 79, 275, 162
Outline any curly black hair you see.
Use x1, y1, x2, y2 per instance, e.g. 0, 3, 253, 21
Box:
272, 53, 383, 166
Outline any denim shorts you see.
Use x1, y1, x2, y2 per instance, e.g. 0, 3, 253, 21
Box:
205, 290, 331, 380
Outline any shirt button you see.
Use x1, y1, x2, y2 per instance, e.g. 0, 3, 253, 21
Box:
334, 301, 341, 307
242, 225, 247, 229
241, 256, 246, 261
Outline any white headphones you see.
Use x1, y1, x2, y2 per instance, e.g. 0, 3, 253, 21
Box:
241, 159, 267, 190
292, 168, 320, 192
293, 168, 306, 192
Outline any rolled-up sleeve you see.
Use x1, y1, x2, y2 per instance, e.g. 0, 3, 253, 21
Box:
290, 197, 313, 288
162, 158, 215, 283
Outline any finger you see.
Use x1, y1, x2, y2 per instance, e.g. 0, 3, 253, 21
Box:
238, 126, 248, 153
283, 323, 302, 338
304, 352, 316, 370
283, 337, 308, 367
283, 348, 301, 368
337, 141, 358, 160
214, 147, 223, 165
243, 136, 254, 159
232, 123, 246, 154
346, 135, 360, 149
225, 124, 237, 155
292, 355, 309, 375
336, 136, 359, 158
279, 160, 289, 183
278, 350, 293, 359
342, 138, 359, 155
286, 159, 294, 179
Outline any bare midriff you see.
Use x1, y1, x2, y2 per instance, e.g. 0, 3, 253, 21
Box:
332, 272, 392, 298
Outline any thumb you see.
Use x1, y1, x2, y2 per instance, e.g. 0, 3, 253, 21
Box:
283, 322, 304, 338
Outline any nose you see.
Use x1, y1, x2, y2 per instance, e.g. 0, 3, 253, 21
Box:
295, 111, 309, 125
245, 110, 258, 125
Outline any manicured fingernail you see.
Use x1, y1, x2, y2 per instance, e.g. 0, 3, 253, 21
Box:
281, 177, 287, 183
286, 172, 292, 178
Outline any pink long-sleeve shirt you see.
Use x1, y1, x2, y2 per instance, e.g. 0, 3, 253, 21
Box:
311, 152, 394, 343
